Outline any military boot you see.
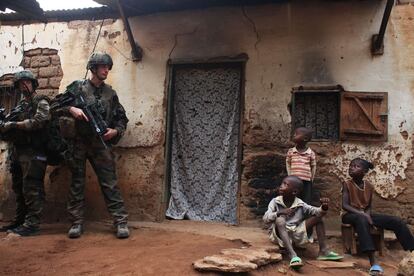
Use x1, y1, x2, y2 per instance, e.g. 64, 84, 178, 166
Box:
8, 225, 39, 236
0, 221, 23, 232
68, 224, 83, 239
116, 224, 129, 239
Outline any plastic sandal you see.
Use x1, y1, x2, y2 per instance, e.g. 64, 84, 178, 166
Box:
369, 264, 384, 275
317, 251, 344, 261
289, 256, 303, 269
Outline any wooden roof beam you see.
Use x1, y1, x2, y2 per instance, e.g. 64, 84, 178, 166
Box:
116, 0, 143, 61
371, 0, 394, 56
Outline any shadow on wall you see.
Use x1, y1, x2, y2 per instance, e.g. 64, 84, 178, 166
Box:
242, 151, 287, 218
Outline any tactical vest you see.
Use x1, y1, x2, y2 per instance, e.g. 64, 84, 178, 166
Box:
74, 81, 109, 139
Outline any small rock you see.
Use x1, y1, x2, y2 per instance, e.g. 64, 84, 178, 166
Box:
194, 255, 257, 272
307, 260, 354, 269
398, 251, 414, 276
221, 247, 282, 266
278, 266, 288, 274
193, 246, 282, 273
2, 233, 21, 240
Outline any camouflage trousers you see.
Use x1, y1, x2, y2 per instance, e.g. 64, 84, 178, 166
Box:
10, 153, 46, 229
67, 140, 128, 226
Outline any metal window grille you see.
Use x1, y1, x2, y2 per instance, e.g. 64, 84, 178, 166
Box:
292, 91, 340, 140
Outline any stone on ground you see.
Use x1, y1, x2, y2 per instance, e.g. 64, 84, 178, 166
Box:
307, 260, 355, 269
193, 255, 257, 272
398, 251, 414, 276
193, 246, 282, 272
2, 233, 21, 241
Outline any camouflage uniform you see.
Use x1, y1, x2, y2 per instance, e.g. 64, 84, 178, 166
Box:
56, 79, 129, 227
2, 70, 50, 232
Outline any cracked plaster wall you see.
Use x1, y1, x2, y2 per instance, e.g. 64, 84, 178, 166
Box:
327, 3, 414, 200
1, 0, 414, 224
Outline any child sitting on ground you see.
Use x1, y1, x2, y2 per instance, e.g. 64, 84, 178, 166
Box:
263, 175, 342, 269
286, 127, 316, 204
342, 158, 414, 275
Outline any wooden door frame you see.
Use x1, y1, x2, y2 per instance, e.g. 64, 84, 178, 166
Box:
160, 56, 247, 224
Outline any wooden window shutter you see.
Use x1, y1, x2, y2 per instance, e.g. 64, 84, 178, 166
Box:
340, 92, 388, 142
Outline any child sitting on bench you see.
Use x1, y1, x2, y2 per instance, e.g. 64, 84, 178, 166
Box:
342, 158, 414, 275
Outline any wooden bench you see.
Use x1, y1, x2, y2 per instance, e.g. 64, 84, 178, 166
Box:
341, 223, 385, 256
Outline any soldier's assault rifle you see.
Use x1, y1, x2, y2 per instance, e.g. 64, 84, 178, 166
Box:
51, 89, 109, 149
0, 103, 26, 126
0, 108, 4, 124
0, 103, 27, 141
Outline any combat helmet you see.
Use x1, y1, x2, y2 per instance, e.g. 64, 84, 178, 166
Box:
13, 69, 39, 90
86, 52, 113, 70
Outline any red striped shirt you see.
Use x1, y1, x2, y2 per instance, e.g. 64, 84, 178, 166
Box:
286, 147, 316, 181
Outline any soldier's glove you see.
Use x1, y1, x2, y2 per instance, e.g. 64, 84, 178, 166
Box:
0, 122, 17, 133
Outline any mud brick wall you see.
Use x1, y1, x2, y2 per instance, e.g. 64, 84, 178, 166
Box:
21, 48, 63, 98
240, 150, 287, 221
0, 74, 14, 87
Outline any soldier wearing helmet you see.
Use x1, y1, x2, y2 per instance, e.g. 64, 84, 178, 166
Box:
51, 52, 129, 239
0, 69, 50, 236
13, 70, 39, 95
86, 52, 113, 71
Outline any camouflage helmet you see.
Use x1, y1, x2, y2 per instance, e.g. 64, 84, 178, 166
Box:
13, 70, 39, 90
86, 52, 113, 70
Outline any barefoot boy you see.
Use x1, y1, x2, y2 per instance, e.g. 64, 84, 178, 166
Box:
263, 176, 342, 269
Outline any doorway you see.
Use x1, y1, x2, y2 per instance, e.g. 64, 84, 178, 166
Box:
165, 62, 244, 224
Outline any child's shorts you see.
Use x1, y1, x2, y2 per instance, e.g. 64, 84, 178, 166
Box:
269, 221, 311, 248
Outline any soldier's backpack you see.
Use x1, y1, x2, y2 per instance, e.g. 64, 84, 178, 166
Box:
30, 94, 68, 166
44, 116, 68, 166
46, 82, 81, 166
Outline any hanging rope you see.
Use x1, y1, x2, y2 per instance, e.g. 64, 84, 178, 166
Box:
84, 18, 105, 79
21, 24, 25, 55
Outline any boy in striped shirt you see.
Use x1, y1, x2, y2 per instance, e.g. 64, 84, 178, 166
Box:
286, 127, 316, 204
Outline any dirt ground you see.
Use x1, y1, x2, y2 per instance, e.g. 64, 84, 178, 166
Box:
0, 221, 405, 275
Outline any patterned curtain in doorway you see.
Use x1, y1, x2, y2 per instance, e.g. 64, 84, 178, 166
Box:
166, 65, 241, 224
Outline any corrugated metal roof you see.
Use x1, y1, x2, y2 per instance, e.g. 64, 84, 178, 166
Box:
94, 0, 288, 16
0, 0, 288, 23
0, 6, 117, 23
0, 0, 44, 20
44, 7, 117, 21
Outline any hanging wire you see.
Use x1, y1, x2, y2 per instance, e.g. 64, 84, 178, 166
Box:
84, 18, 105, 79
21, 24, 25, 55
